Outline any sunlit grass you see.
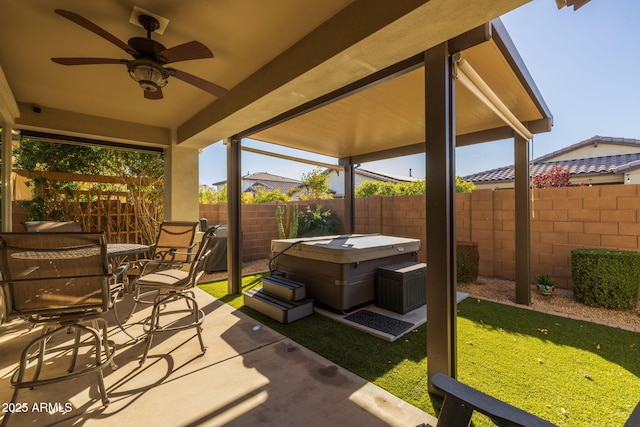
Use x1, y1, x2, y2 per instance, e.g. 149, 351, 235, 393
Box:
200, 278, 640, 426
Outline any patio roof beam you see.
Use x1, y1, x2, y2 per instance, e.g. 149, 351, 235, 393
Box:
448, 23, 491, 53
241, 146, 342, 171
350, 142, 426, 164
240, 53, 425, 139
20, 130, 164, 154
491, 19, 553, 126
454, 54, 533, 141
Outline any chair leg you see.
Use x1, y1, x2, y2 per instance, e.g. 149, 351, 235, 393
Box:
139, 291, 207, 365
96, 318, 118, 370
30, 326, 51, 387
139, 300, 161, 366
111, 296, 139, 342
68, 326, 82, 373
9, 322, 115, 412
79, 322, 112, 407
185, 293, 207, 353
0, 388, 21, 427
124, 286, 140, 322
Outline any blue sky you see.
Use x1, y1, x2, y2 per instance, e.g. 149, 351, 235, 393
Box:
199, 0, 640, 186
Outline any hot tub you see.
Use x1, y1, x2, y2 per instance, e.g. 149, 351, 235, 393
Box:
271, 234, 420, 312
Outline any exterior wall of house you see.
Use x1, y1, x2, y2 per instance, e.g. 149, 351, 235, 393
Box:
547, 143, 640, 162
200, 183, 640, 290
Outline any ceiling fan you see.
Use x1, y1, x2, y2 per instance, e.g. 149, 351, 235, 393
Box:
51, 9, 228, 100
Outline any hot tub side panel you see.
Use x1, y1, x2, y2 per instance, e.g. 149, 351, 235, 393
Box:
274, 252, 417, 312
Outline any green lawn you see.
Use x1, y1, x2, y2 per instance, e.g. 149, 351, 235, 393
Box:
199, 275, 640, 426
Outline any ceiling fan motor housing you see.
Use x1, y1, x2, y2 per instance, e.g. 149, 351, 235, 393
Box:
127, 59, 170, 92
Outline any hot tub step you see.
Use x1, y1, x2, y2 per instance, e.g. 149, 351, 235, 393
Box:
261, 275, 307, 301
243, 288, 314, 324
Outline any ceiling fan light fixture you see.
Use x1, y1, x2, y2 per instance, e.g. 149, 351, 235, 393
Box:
127, 59, 169, 92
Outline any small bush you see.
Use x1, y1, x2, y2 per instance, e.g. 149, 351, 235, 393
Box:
571, 248, 640, 309
297, 204, 341, 237
457, 242, 479, 283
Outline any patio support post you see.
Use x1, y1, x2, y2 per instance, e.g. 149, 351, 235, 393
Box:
1, 122, 12, 231
425, 42, 457, 388
226, 136, 242, 294
340, 158, 355, 233
164, 129, 200, 221
514, 134, 531, 305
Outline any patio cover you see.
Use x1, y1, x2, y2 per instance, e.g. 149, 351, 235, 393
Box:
0, 0, 550, 389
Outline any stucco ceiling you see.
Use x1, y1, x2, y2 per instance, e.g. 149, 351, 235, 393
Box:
0, 0, 546, 156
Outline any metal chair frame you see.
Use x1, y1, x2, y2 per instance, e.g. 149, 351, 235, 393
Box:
135, 227, 217, 365
0, 232, 120, 426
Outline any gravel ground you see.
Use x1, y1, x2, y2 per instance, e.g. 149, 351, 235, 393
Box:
200, 259, 640, 333
458, 277, 640, 333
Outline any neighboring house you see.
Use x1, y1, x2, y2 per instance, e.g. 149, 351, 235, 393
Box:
213, 172, 302, 196
326, 167, 421, 197
463, 136, 640, 189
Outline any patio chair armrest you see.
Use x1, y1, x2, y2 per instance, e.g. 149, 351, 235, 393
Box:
154, 243, 197, 262
430, 373, 557, 427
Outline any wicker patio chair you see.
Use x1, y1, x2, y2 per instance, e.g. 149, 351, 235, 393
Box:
135, 226, 217, 365
0, 232, 122, 421
22, 220, 83, 232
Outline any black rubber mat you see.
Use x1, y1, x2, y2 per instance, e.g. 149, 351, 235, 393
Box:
343, 310, 414, 336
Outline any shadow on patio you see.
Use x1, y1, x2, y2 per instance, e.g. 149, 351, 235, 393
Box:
0, 287, 435, 426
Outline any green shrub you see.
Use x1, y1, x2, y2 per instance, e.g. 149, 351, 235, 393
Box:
298, 204, 341, 237
571, 248, 640, 309
457, 242, 479, 283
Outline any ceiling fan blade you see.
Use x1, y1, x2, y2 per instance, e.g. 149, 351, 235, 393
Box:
52, 57, 124, 66
144, 87, 163, 100
55, 9, 138, 56
171, 69, 228, 98
156, 41, 213, 64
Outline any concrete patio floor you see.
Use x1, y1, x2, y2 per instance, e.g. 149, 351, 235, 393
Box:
0, 288, 437, 426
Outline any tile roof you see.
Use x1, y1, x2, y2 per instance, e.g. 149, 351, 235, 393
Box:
243, 172, 302, 183
355, 168, 420, 183
463, 136, 640, 184
242, 172, 302, 194
212, 171, 302, 188
246, 179, 302, 194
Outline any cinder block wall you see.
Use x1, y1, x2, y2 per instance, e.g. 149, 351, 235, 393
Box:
200, 184, 640, 289
199, 199, 345, 262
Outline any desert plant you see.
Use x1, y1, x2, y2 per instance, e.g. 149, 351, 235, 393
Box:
276, 204, 299, 239
571, 248, 640, 309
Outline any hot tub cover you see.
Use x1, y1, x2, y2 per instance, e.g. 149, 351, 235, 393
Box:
271, 234, 421, 264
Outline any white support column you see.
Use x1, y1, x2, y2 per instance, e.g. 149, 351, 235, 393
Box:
164, 129, 200, 222
1, 65, 20, 232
